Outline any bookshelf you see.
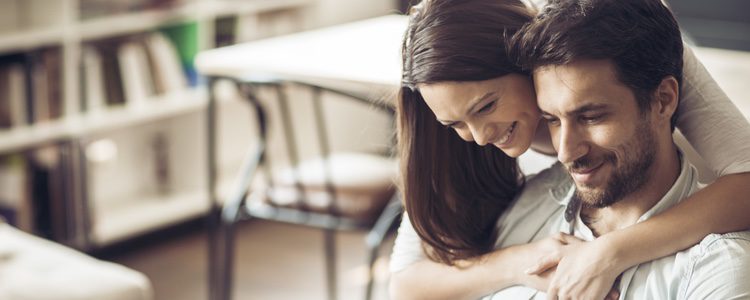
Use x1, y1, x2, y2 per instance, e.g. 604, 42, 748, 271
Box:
0, 0, 314, 250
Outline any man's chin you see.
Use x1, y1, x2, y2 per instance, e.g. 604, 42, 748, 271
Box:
573, 186, 609, 208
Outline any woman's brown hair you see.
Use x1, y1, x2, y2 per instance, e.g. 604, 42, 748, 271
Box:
398, 0, 533, 265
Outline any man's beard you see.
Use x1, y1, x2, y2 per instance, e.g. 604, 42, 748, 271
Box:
569, 122, 656, 208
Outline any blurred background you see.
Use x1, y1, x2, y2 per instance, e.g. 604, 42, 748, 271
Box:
0, 0, 747, 299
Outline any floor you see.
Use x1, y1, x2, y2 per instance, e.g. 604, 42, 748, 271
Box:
100, 219, 395, 300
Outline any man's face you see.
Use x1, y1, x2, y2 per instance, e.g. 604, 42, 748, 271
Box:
534, 59, 657, 208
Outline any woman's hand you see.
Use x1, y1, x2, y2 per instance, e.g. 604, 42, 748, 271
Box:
514, 233, 573, 290
526, 233, 622, 300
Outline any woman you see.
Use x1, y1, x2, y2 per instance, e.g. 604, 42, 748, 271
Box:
390, 0, 750, 299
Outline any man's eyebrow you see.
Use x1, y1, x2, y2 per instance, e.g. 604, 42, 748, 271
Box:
437, 91, 499, 125
569, 103, 609, 116
539, 103, 609, 119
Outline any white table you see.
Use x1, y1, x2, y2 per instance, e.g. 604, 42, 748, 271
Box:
196, 14, 750, 117
196, 14, 407, 93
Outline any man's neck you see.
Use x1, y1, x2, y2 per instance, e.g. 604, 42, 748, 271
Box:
582, 147, 681, 237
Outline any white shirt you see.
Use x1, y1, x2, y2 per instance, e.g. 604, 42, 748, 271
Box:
390, 155, 750, 299
485, 155, 750, 300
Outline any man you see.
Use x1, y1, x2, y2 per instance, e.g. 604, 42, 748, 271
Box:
485, 0, 750, 298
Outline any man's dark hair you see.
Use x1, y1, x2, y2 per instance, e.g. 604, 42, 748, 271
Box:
510, 0, 684, 129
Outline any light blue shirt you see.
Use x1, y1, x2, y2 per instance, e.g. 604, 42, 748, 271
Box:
487, 154, 750, 300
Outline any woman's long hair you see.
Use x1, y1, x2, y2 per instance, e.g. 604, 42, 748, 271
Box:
398, 0, 533, 265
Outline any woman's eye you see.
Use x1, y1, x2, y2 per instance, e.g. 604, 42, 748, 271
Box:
477, 101, 496, 114
449, 123, 465, 129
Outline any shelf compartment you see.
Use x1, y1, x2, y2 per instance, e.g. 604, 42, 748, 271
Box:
91, 189, 210, 246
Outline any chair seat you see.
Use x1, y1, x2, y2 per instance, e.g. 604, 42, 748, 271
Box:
251, 152, 398, 223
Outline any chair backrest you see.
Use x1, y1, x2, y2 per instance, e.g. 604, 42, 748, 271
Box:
234, 78, 397, 229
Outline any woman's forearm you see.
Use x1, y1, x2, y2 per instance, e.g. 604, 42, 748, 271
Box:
600, 172, 750, 270
389, 245, 527, 300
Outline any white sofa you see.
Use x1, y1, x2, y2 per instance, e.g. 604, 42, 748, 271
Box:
0, 222, 153, 300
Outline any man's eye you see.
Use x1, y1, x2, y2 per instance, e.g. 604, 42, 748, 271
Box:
580, 114, 603, 124
543, 116, 560, 126
477, 101, 496, 114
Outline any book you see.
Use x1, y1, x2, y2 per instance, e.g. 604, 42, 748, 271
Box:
159, 22, 199, 86
42, 48, 63, 119
81, 46, 107, 112
118, 39, 155, 106
95, 39, 127, 106
27, 50, 51, 123
0, 66, 11, 128
24, 48, 63, 124
215, 15, 239, 48
7, 63, 29, 126
29, 144, 63, 239
0, 154, 33, 232
144, 32, 187, 93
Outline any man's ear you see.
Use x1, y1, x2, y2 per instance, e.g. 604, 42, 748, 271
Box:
652, 76, 679, 125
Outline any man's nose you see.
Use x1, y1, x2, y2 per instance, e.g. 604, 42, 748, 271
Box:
556, 123, 588, 164
469, 123, 495, 146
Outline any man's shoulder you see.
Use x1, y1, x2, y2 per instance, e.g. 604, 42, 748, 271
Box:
675, 231, 750, 298
493, 163, 571, 248
518, 162, 572, 203
682, 231, 750, 263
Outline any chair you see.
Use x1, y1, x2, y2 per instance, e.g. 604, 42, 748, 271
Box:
207, 76, 403, 300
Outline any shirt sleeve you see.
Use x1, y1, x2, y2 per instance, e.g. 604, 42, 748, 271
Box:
675, 45, 750, 177
681, 232, 750, 299
389, 213, 427, 273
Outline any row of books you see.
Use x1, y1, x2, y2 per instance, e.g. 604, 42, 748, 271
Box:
82, 31, 188, 112
0, 28, 191, 129
0, 146, 74, 244
0, 48, 63, 129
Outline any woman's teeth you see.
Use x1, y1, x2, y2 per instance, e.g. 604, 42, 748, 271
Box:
496, 122, 517, 145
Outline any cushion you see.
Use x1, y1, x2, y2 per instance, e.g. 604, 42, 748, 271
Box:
0, 222, 153, 300
252, 152, 398, 223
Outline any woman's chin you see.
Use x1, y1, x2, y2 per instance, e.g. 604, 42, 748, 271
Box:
496, 144, 527, 158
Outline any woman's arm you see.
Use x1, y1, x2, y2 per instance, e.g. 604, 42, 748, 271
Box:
390, 247, 525, 300
389, 214, 559, 300
534, 45, 750, 299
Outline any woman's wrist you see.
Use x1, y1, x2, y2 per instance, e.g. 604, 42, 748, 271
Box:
505, 243, 548, 288
596, 231, 636, 273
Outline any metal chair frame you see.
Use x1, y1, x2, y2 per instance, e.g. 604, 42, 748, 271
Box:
205, 76, 403, 300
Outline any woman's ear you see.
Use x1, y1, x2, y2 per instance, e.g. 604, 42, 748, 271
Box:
653, 76, 679, 125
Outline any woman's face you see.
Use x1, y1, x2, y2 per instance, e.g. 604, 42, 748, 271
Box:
419, 74, 540, 157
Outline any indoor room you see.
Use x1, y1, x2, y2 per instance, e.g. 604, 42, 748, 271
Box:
0, 0, 748, 299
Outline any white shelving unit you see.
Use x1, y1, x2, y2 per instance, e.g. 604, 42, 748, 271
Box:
92, 189, 210, 246
0, 28, 65, 54
0, 0, 314, 249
